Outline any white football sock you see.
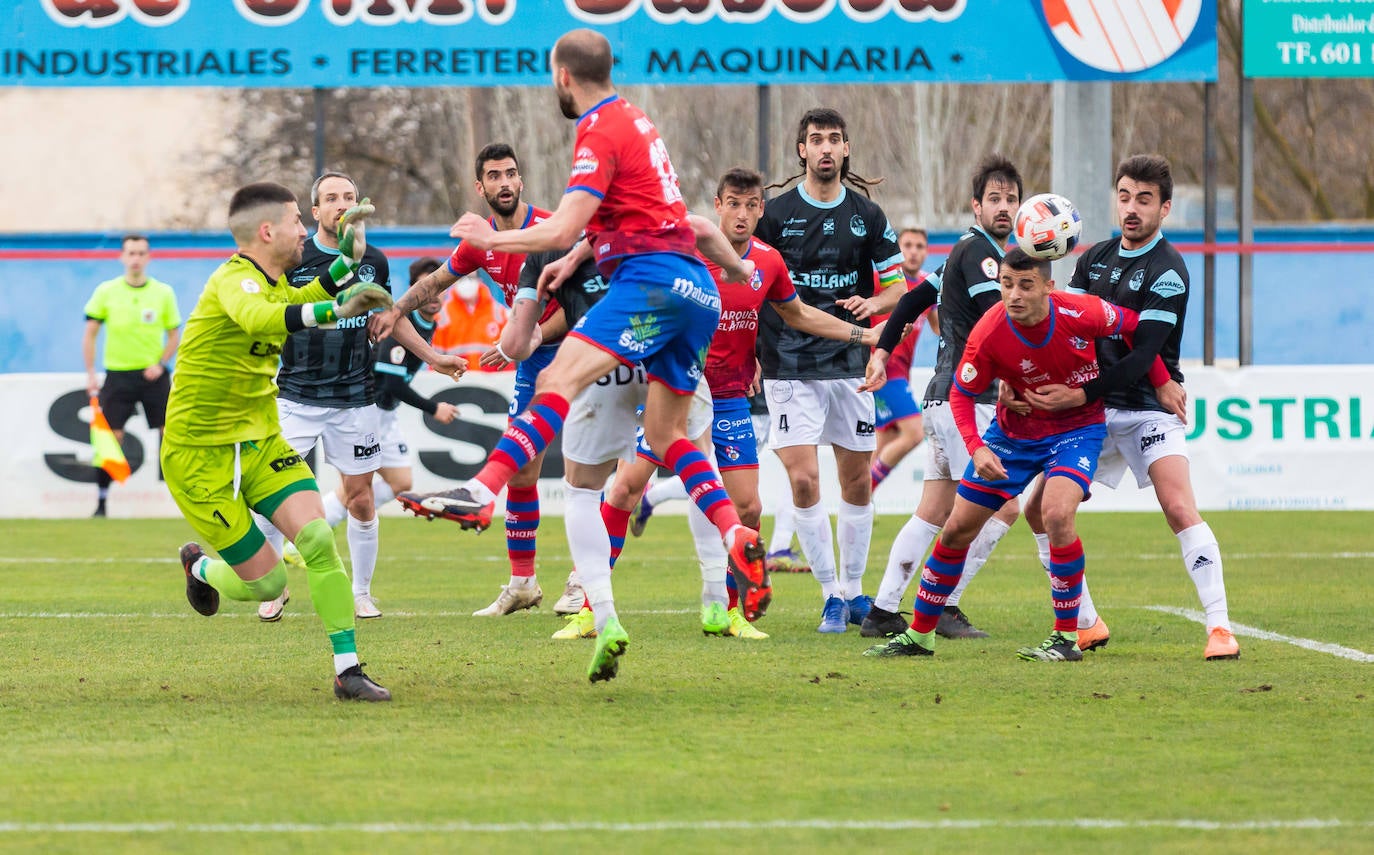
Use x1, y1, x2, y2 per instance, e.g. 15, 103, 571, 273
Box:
836, 500, 873, 600
323, 491, 348, 528
768, 500, 798, 554
257, 513, 286, 556
348, 514, 379, 596
793, 501, 839, 600
563, 482, 616, 631
947, 516, 1009, 606
875, 514, 941, 611
371, 478, 395, 509
464, 479, 497, 506
646, 475, 688, 507
1179, 522, 1230, 631
687, 502, 728, 606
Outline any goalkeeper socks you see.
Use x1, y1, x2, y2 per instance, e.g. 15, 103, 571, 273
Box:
473, 393, 569, 496
347, 513, 379, 596
505, 485, 540, 579
330, 629, 359, 675
295, 517, 354, 637
196, 555, 287, 602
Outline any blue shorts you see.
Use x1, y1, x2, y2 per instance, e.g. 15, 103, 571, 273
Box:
956, 420, 1107, 510
509, 342, 560, 419
710, 396, 759, 471
874, 377, 922, 430
568, 253, 719, 394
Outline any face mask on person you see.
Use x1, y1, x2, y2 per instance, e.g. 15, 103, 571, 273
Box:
456, 278, 480, 301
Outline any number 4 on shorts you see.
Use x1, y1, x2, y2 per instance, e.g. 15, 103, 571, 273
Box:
778, 414, 789, 433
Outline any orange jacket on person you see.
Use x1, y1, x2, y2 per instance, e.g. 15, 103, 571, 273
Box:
432, 280, 511, 372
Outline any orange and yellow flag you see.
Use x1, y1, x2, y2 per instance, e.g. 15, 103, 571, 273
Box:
89, 396, 131, 483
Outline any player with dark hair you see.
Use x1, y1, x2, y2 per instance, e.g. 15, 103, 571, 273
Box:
754, 107, 906, 634
374, 29, 762, 683
256, 171, 392, 622
607, 166, 882, 636
165, 181, 393, 700
859, 155, 1023, 641
1020, 153, 1237, 660
866, 247, 1173, 660
376, 143, 558, 619
82, 233, 182, 517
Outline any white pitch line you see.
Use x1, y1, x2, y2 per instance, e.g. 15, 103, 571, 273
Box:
1141, 605, 1374, 663
3, 551, 1374, 565
0, 818, 1370, 834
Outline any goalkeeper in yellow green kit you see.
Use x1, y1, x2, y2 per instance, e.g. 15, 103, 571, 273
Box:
163, 181, 396, 701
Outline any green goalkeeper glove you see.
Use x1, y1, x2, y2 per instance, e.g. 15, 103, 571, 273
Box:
326, 197, 376, 285
302, 283, 393, 328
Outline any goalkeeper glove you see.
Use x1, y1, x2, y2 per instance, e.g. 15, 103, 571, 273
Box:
301, 282, 393, 328
326, 197, 376, 285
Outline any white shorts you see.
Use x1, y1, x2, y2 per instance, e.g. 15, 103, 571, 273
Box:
922, 400, 996, 481
764, 377, 876, 452
562, 364, 712, 466
751, 413, 771, 448
1095, 407, 1190, 489
375, 407, 412, 470
276, 399, 382, 476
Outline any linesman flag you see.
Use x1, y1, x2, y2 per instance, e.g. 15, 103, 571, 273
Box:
89, 396, 131, 483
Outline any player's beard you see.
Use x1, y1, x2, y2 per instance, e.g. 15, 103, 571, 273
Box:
486, 190, 519, 218
985, 215, 1013, 242
557, 87, 578, 120
808, 158, 840, 183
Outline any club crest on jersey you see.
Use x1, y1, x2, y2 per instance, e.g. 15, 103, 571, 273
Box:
1069, 335, 1090, 350
572, 147, 598, 177
960, 362, 977, 384
981, 258, 999, 279
358, 264, 377, 283
1129, 269, 1145, 291
240, 279, 261, 294
749, 269, 763, 291
849, 215, 867, 237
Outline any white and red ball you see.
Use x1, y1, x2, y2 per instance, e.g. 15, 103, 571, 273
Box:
1013, 193, 1083, 261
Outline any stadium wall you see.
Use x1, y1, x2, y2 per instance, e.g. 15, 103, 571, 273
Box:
3, 366, 1369, 518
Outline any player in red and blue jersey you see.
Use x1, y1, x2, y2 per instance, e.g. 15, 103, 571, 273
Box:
612, 167, 881, 632
866, 247, 1173, 662
376, 30, 764, 683
378, 143, 558, 621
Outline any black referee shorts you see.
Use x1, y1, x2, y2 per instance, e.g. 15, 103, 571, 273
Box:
99, 368, 170, 431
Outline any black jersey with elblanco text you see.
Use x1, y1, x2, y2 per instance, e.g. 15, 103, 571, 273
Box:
925, 226, 1004, 404
276, 236, 391, 408
754, 185, 902, 381
1064, 233, 1187, 413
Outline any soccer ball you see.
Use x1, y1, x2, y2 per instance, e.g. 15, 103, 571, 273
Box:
1013, 193, 1083, 261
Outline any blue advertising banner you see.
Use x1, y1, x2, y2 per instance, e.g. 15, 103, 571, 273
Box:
5, 0, 1215, 87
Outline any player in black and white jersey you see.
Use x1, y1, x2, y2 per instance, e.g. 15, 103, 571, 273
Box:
258, 171, 392, 622
1021, 154, 1237, 661
754, 107, 905, 634
860, 155, 1024, 641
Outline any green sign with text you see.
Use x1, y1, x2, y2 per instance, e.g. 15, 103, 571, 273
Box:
1245, 0, 1374, 77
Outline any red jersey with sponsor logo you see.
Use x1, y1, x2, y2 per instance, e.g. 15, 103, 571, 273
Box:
566, 95, 696, 273
954, 292, 1138, 441
871, 268, 932, 380
445, 205, 558, 324
703, 238, 796, 398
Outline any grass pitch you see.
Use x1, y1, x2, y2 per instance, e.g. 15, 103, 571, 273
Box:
1, 511, 1371, 854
